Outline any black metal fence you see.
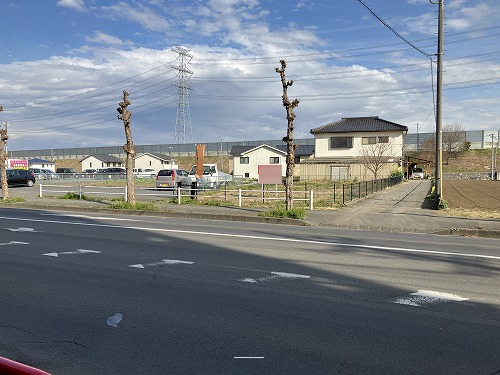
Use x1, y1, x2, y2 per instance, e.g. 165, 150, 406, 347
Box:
335, 176, 403, 205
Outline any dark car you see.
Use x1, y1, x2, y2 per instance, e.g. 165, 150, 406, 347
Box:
56, 168, 76, 173
96, 168, 126, 174
1, 169, 36, 187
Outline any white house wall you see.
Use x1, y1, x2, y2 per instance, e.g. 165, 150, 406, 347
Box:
81, 156, 123, 171
134, 155, 177, 171
314, 131, 404, 158
233, 147, 286, 179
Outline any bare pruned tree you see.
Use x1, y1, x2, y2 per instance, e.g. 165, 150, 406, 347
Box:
117, 91, 136, 205
358, 139, 398, 180
442, 123, 469, 164
275, 60, 299, 210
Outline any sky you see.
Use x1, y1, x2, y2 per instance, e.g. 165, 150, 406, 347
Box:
0, 0, 499, 151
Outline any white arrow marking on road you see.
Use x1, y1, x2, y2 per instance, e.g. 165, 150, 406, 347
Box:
6, 227, 37, 232
129, 259, 195, 269
43, 249, 101, 257
239, 271, 310, 283
392, 290, 469, 307
0, 241, 30, 246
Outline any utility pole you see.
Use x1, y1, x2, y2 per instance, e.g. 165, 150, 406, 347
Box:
275, 60, 299, 211
431, 0, 444, 208
0, 109, 10, 200
172, 46, 193, 144
117, 90, 136, 205
490, 134, 497, 180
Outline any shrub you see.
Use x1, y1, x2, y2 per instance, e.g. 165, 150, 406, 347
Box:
109, 201, 157, 211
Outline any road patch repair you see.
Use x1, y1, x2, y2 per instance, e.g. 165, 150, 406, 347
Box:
392, 290, 469, 307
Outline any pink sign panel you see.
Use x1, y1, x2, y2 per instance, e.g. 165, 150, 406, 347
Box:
8, 159, 28, 169
258, 164, 282, 184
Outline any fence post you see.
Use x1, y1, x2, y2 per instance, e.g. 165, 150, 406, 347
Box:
333, 183, 336, 204
39, 183, 43, 198
177, 186, 181, 204
238, 189, 242, 207
350, 183, 353, 202
310, 190, 314, 210
124, 185, 127, 202
342, 184, 345, 205
79, 184, 83, 200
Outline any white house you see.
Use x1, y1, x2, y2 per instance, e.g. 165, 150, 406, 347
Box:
28, 158, 56, 172
302, 117, 408, 181
134, 152, 177, 171
80, 154, 124, 171
230, 144, 287, 179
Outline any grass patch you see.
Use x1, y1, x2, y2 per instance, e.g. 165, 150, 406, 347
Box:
108, 201, 157, 211
259, 207, 306, 219
0, 196, 26, 203
59, 192, 85, 200
58, 192, 106, 201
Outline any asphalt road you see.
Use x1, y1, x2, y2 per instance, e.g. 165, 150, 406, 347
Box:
1, 207, 499, 374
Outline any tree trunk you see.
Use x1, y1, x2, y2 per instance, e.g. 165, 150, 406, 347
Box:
276, 60, 299, 211
117, 91, 136, 205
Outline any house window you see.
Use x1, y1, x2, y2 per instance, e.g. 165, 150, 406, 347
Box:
378, 136, 389, 143
90, 162, 92, 167
240, 157, 249, 164
244, 172, 250, 178
330, 137, 353, 148
149, 161, 152, 166
269, 157, 280, 164
362, 137, 377, 145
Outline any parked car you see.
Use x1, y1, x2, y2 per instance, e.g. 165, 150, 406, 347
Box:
42, 169, 58, 179
82, 169, 97, 174
1, 169, 36, 187
96, 168, 126, 174
410, 167, 425, 179
156, 169, 192, 189
29, 168, 47, 180
133, 168, 157, 178
56, 168, 76, 174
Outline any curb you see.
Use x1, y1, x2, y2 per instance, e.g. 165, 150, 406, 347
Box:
2, 202, 309, 227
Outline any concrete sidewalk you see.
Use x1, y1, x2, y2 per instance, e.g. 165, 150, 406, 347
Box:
2, 180, 500, 238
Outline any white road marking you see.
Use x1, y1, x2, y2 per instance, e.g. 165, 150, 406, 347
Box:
239, 271, 310, 283
6, 227, 37, 232
0, 241, 30, 246
392, 290, 469, 307
43, 249, 101, 257
234, 357, 264, 359
129, 259, 195, 269
107, 313, 123, 327
1, 214, 499, 261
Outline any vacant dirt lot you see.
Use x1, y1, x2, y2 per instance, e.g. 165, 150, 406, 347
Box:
443, 180, 500, 210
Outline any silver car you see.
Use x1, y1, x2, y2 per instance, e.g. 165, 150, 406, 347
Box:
155, 169, 192, 189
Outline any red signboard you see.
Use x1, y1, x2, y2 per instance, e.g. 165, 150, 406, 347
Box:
7, 159, 28, 169
258, 164, 282, 184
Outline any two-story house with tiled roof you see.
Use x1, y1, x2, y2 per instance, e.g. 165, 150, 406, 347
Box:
302, 116, 408, 181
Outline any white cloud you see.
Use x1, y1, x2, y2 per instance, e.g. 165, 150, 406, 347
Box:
57, 0, 86, 12
85, 31, 124, 46
100, 1, 169, 32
